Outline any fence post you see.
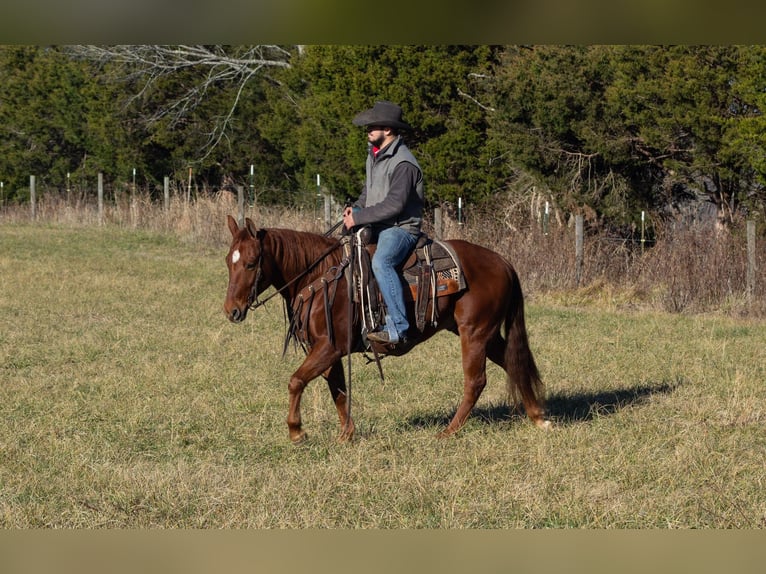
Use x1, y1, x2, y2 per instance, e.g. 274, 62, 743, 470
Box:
98, 173, 104, 225
575, 214, 584, 287
323, 191, 332, 228
30, 175, 36, 220
250, 164, 255, 207
163, 176, 170, 212
641, 211, 646, 255
237, 185, 245, 227
434, 206, 442, 239
130, 168, 138, 228
747, 220, 756, 307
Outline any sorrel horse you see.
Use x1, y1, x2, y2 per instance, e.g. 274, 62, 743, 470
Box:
223, 215, 548, 444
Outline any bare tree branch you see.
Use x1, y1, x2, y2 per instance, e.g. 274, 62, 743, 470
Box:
457, 88, 495, 112
67, 45, 294, 158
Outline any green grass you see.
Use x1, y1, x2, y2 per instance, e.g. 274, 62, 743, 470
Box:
1, 223, 765, 528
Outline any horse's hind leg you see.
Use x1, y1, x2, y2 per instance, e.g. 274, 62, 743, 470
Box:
486, 332, 506, 368
487, 330, 548, 426
323, 360, 354, 442
486, 332, 524, 418
438, 333, 488, 438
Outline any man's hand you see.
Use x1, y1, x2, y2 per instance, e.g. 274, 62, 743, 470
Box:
342, 206, 356, 229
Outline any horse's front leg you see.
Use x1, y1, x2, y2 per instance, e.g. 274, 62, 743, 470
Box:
287, 345, 341, 444
286, 373, 309, 444
322, 360, 354, 442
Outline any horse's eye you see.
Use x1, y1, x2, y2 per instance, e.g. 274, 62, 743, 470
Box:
245, 261, 257, 270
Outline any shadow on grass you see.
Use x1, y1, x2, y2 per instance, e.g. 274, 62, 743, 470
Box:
407, 379, 683, 429
542, 379, 683, 424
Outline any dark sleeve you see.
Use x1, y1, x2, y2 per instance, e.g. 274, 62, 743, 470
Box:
353, 162, 419, 226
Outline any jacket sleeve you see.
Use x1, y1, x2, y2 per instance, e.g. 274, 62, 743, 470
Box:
354, 182, 368, 209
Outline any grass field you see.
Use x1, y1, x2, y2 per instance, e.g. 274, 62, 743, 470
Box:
1, 222, 765, 528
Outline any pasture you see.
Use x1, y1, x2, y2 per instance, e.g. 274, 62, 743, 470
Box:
1, 222, 765, 528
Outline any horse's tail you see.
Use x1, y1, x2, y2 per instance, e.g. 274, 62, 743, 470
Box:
504, 264, 547, 425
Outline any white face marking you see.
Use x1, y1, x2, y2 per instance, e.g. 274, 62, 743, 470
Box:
232, 249, 240, 264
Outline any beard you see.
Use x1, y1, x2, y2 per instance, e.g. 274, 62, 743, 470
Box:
368, 132, 386, 148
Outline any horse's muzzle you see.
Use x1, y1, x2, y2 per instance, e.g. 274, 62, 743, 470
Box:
226, 306, 247, 323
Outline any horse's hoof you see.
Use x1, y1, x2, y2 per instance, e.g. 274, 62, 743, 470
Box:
336, 421, 355, 443
536, 419, 553, 430
290, 431, 308, 445
337, 433, 354, 444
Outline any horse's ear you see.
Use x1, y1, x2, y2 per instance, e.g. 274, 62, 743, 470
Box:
244, 217, 260, 239
227, 214, 240, 237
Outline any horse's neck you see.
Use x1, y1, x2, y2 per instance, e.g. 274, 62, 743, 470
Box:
268, 229, 336, 293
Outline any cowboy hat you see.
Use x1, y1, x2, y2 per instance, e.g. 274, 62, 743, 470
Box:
352, 101, 412, 130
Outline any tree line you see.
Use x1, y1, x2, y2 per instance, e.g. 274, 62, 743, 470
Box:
1, 45, 765, 232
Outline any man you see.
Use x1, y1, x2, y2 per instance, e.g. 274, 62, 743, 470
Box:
343, 101, 424, 346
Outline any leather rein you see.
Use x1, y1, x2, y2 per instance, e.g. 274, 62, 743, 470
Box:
248, 220, 345, 311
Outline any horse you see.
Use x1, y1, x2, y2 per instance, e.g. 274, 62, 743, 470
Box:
223, 214, 548, 444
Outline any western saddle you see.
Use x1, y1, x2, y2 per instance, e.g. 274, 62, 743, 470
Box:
287, 227, 465, 353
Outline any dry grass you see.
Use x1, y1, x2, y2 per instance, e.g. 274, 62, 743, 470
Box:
1, 212, 765, 528
5, 189, 765, 319
2, 190, 332, 246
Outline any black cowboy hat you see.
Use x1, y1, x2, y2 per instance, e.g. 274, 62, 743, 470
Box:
352, 101, 412, 130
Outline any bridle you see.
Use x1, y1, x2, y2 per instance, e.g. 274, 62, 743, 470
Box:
247, 227, 344, 311
247, 245, 265, 309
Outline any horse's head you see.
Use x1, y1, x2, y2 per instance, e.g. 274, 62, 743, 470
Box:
224, 215, 267, 323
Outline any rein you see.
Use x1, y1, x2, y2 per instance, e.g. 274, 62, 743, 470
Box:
248, 222, 344, 311
245, 219, 356, 434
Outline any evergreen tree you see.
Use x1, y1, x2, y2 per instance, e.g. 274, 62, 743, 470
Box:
487, 45, 766, 228
259, 45, 503, 208
2, 44, 764, 228
606, 45, 764, 226
0, 47, 93, 199
487, 45, 640, 226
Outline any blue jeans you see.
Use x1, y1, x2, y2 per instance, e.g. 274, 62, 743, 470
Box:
371, 226, 417, 342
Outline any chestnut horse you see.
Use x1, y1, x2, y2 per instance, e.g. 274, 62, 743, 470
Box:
223, 215, 548, 444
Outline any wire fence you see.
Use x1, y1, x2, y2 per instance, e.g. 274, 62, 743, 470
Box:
4, 173, 764, 317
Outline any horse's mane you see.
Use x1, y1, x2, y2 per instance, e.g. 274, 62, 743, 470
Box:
263, 228, 343, 281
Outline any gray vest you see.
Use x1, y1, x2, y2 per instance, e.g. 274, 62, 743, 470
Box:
364, 137, 424, 234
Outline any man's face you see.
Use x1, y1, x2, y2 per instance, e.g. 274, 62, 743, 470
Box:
366, 125, 388, 148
